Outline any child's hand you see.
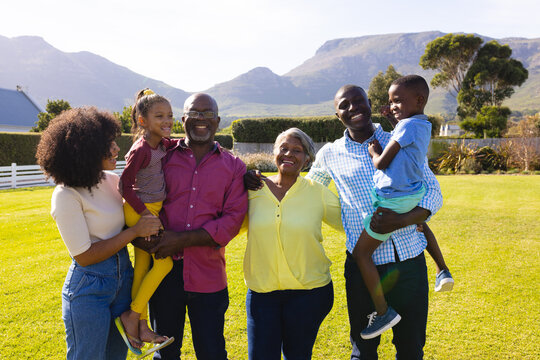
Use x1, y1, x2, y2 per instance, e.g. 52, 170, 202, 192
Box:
244, 170, 266, 191
133, 215, 161, 238
416, 224, 424, 232
140, 209, 161, 240
368, 139, 382, 158
380, 105, 398, 128
140, 208, 152, 217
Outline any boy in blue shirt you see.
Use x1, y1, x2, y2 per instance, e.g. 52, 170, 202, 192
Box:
352, 75, 454, 340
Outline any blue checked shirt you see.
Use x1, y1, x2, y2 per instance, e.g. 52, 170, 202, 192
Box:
306, 125, 443, 265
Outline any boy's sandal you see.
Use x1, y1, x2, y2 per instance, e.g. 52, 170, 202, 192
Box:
114, 317, 143, 355
137, 336, 175, 359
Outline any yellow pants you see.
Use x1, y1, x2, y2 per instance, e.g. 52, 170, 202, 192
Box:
124, 201, 173, 320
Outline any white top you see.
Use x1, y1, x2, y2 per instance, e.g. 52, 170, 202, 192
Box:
51, 171, 125, 257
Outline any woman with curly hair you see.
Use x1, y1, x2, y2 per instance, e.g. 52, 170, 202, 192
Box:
36, 107, 161, 360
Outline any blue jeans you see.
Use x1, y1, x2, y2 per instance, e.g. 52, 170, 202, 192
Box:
246, 282, 334, 360
345, 251, 428, 360
62, 247, 133, 360
149, 259, 229, 360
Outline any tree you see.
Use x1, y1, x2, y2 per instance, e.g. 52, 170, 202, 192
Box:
504, 114, 540, 171
420, 33, 483, 97
457, 40, 528, 118
113, 105, 133, 133
368, 65, 402, 113
460, 105, 511, 138
172, 120, 184, 134
31, 99, 71, 132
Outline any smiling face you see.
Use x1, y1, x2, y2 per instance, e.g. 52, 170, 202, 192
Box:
334, 85, 373, 135
140, 101, 173, 145
274, 135, 308, 178
101, 141, 120, 171
182, 93, 220, 144
388, 84, 425, 121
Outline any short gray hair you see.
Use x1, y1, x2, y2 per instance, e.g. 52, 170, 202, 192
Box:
273, 127, 315, 171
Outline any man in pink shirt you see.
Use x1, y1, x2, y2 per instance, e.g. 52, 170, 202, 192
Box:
134, 93, 247, 359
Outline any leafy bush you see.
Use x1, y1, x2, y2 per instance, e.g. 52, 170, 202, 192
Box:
460, 106, 511, 138
437, 142, 480, 174
475, 146, 507, 172
435, 140, 539, 174
113, 106, 133, 133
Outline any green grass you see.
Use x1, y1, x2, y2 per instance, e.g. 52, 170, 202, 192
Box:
1, 176, 539, 359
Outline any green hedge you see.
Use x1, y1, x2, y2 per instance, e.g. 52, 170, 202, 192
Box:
230, 115, 437, 143
0, 132, 42, 166
0, 132, 233, 166
214, 134, 233, 149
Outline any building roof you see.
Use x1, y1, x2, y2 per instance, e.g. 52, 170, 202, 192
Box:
0, 87, 42, 127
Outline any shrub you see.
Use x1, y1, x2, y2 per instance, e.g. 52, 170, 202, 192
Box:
232, 116, 343, 143
437, 142, 479, 174
238, 153, 277, 172
0, 132, 233, 166
476, 146, 507, 172
460, 106, 511, 138
0, 132, 42, 165
215, 134, 233, 149
232, 115, 442, 143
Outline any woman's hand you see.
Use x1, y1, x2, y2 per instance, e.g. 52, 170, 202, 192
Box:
132, 215, 161, 238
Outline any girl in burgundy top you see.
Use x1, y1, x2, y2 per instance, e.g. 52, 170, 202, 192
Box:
116, 89, 175, 355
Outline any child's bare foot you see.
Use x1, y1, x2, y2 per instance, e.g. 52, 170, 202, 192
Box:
120, 310, 143, 349
139, 319, 169, 344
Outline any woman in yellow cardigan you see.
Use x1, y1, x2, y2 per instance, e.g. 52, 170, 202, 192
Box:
242, 128, 343, 360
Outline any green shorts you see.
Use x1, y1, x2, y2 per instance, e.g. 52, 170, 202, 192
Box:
363, 185, 426, 241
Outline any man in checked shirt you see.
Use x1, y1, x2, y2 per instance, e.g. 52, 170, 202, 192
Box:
305, 85, 443, 359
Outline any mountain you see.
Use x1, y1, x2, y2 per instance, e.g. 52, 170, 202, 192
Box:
207, 67, 310, 105
0, 35, 190, 113
285, 31, 445, 103
206, 31, 540, 116
1, 32, 539, 124
283, 31, 540, 114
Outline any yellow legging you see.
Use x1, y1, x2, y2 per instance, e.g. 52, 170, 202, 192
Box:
124, 201, 173, 320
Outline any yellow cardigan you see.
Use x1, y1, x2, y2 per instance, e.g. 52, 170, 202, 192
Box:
242, 176, 343, 293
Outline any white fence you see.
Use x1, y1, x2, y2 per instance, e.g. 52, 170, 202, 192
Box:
0, 161, 126, 190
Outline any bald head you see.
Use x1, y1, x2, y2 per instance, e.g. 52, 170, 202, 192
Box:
334, 85, 368, 109
184, 93, 218, 114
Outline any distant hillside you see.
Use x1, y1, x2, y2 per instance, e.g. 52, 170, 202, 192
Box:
1, 32, 539, 125
0, 35, 190, 113
284, 31, 540, 114
207, 32, 540, 116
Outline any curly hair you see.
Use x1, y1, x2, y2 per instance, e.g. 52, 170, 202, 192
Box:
36, 107, 121, 190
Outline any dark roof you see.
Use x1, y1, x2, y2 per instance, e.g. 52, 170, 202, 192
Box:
0, 88, 42, 126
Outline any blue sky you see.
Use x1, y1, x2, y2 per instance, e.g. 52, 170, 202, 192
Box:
1, 0, 539, 92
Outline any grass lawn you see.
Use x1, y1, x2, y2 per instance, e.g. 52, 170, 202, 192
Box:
1, 175, 539, 359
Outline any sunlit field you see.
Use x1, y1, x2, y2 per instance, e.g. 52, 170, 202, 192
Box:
1, 175, 539, 359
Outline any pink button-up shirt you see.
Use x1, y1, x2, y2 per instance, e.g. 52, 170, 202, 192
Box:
161, 140, 248, 292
